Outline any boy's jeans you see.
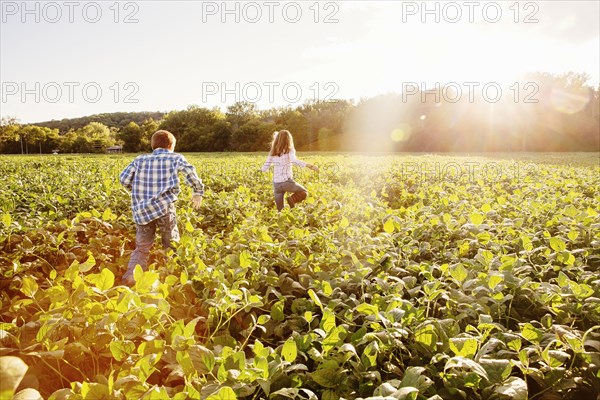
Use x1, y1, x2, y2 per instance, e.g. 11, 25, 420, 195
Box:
122, 204, 180, 283
273, 179, 308, 211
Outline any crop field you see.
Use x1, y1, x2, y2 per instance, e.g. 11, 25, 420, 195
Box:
0, 153, 599, 400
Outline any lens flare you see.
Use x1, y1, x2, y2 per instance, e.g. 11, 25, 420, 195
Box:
550, 87, 591, 114
390, 124, 412, 142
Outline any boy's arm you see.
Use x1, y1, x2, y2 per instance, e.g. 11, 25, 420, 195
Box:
178, 156, 204, 196
119, 160, 136, 190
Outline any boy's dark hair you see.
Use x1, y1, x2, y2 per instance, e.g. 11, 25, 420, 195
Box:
151, 130, 176, 150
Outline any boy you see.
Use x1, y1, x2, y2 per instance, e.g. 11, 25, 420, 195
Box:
119, 130, 204, 286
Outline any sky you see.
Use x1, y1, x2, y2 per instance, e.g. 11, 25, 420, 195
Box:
1, 0, 599, 123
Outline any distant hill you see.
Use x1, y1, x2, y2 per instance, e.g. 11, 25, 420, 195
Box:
32, 111, 166, 133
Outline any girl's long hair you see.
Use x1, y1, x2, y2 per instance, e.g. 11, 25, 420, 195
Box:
269, 130, 294, 156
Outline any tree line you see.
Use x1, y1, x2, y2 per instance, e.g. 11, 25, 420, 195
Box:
1, 72, 598, 154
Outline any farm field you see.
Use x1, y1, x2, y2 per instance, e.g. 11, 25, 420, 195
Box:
0, 152, 599, 400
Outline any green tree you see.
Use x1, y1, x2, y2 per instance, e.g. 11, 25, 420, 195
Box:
77, 122, 115, 152
0, 116, 20, 144
59, 129, 78, 153
274, 108, 309, 147
140, 118, 159, 150
19, 125, 48, 154
57, 122, 115, 153
522, 71, 598, 151
299, 99, 353, 149
160, 106, 229, 151
226, 101, 258, 131
118, 122, 144, 152
43, 129, 61, 153
231, 120, 276, 151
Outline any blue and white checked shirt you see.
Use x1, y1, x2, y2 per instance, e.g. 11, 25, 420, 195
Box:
119, 149, 204, 225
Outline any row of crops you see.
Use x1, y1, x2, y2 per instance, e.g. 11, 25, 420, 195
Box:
0, 153, 599, 399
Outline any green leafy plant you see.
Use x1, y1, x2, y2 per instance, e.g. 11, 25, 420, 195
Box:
0, 153, 598, 399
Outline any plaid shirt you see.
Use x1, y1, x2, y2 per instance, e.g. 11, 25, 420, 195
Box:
120, 148, 204, 225
261, 149, 307, 183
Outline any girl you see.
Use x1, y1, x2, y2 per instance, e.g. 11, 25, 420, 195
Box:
261, 130, 318, 211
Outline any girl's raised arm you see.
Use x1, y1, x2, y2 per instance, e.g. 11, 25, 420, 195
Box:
289, 149, 307, 167
290, 149, 318, 171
